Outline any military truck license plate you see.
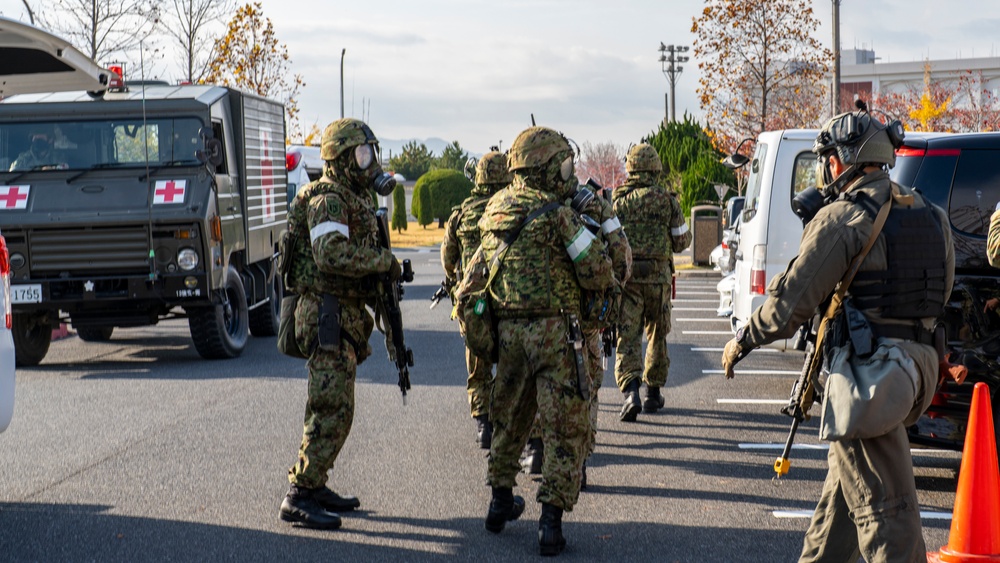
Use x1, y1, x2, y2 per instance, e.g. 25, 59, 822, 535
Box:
11, 284, 42, 304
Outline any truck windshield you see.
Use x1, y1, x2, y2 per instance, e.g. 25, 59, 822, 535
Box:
0, 117, 204, 172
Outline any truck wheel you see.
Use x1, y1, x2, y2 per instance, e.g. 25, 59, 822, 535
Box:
249, 273, 282, 337
77, 326, 114, 342
13, 312, 52, 367
188, 265, 249, 359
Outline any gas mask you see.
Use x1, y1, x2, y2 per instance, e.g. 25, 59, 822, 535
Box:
31, 136, 52, 156
347, 142, 396, 196
566, 176, 595, 214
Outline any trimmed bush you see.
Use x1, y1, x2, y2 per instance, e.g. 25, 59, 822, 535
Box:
414, 168, 473, 229
391, 183, 407, 233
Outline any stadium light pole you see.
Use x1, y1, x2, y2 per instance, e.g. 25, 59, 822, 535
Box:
832, 0, 841, 116
659, 42, 689, 123
340, 48, 346, 119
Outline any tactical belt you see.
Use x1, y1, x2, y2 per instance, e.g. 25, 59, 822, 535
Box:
632, 258, 666, 278
495, 308, 562, 320
870, 322, 933, 346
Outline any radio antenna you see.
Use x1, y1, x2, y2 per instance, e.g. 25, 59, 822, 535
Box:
530, 114, 536, 126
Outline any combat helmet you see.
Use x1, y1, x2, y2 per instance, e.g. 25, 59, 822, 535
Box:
812, 101, 904, 168
475, 149, 512, 186
321, 118, 378, 161
507, 126, 572, 172
625, 143, 663, 174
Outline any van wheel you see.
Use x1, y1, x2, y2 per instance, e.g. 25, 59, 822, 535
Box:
13, 312, 52, 367
248, 273, 282, 337
188, 265, 249, 359
77, 326, 114, 342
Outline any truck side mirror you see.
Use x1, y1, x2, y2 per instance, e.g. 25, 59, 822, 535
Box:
196, 138, 224, 167
199, 126, 215, 140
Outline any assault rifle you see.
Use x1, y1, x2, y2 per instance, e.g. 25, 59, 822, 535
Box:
775, 322, 819, 478
374, 208, 415, 402
429, 278, 454, 310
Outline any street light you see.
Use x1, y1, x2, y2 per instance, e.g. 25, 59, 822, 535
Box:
658, 42, 689, 123
340, 48, 346, 119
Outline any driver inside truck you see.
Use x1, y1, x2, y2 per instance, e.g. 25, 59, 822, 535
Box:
9, 128, 67, 171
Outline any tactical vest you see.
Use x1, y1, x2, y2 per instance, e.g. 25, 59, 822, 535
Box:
456, 195, 490, 271
849, 191, 948, 319
612, 182, 671, 261
284, 178, 378, 298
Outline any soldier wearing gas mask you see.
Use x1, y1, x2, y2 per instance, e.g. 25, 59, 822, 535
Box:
612, 143, 690, 422
441, 149, 512, 449
279, 118, 402, 530
478, 126, 614, 556
721, 104, 954, 562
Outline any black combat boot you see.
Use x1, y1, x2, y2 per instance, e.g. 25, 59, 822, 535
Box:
580, 459, 588, 491
643, 385, 665, 413
484, 487, 525, 533
538, 502, 566, 556
475, 414, 493, 449
521, 438, 544, 474
619, 379, 642, 422
279, 485, 342, 530
312, 487, 361, 512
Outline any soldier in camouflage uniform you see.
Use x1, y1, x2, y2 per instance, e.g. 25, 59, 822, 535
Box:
279, 118, 402, 530
520, 178, 633, 484
441, 149, 512, 449
988, 203, 1000, 267
613, 144, 691, 422
479, 126, 615, 556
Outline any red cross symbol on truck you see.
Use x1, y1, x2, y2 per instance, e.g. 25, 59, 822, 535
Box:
154, 180, 186, 204
0, 185, 29, 209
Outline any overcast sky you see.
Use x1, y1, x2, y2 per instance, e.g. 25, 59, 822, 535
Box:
3, 0, 1000, 152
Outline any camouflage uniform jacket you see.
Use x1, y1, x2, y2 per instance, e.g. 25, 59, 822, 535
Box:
581, 188, 632, 286
741, 171, 955, 349
988, 208, 1000, 267
441, 188, 491, 284
479, 178, 615, 318
612, 173, 691, 284
285, 174, 392, 299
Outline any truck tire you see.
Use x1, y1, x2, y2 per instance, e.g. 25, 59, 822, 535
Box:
13, 312, 52, 367
188, 265, 249, 359
249, 273, 282, 337
77, 326, 114, 342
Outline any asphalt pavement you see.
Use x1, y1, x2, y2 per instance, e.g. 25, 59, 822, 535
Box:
0, 248, 960, 561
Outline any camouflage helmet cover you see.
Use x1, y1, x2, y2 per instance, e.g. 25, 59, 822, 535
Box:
507, 126, 572, 171
625, 143, 663, 173
475, 150, 512, 185
320, 118, 377, 161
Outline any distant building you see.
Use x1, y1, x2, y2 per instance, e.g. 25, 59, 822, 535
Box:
837, 47, 1000, 113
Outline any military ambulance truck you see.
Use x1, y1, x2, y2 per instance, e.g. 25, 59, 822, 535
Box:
0, 85, 287, 365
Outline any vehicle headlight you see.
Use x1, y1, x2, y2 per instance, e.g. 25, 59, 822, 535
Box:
177, 248, 199, 271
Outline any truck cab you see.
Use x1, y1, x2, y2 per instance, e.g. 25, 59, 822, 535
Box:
0, 85, 287, 365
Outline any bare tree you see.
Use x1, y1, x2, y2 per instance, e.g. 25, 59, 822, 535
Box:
577, 141, 626, 191
163, 0, 233, 83
39, 0, 160, 64
205, 2, 305, 140
692, 0, 830, 155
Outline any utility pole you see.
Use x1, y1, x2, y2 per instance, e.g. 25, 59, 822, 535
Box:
659, 43, 689, 123
832, 1, 841, 116
340, 48, 346, 119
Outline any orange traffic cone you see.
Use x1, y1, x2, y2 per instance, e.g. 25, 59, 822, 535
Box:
931, 382, 1000, 562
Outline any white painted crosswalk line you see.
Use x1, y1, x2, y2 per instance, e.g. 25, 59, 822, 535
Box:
682, 330, 733, 335
718, 399, 788, 405
676, 318, 731, 322
773, 510, 951, 520
703, 369, 800, 375
692, 347, 778, 353
673, 308, 718, 312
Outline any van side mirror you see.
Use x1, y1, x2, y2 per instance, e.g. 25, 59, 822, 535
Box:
723, 153, 749, 170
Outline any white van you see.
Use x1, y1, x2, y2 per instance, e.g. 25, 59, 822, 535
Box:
285, 145, 322, 204
729, 129, 818, 349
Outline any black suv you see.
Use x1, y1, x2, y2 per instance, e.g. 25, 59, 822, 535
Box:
890, 132, 1000, 450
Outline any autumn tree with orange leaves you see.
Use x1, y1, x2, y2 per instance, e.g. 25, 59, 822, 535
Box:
204, 2, 305, 141
691, 0, 831, 155
577, 141, 626, 191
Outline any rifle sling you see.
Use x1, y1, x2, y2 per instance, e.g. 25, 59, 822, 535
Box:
482, 201, 562, 289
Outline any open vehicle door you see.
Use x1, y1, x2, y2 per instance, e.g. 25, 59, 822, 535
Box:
0, 16, 110, 98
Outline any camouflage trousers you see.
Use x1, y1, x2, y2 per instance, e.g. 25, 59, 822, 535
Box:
288, 293, 374, 489
798, 424, 926, 562
614, 281, 672, 391
583, 326, 602, 455
465, 346, 493, 419
488, 317, 590, 511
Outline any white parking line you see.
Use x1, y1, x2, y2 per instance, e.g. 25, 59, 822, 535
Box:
773, 510, 951, 520
738, 443, 956, 456
692, 347, 778, 353
680, 291, 720, 295
719, 399, 789, 405
673, 299, 719, 303
683, 331, 734, 335
702, 369, 800, 375
673, 308, 718, 312
677, 318, 731, 322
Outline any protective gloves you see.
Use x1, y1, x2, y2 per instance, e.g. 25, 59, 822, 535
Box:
721, 327, 752, 379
